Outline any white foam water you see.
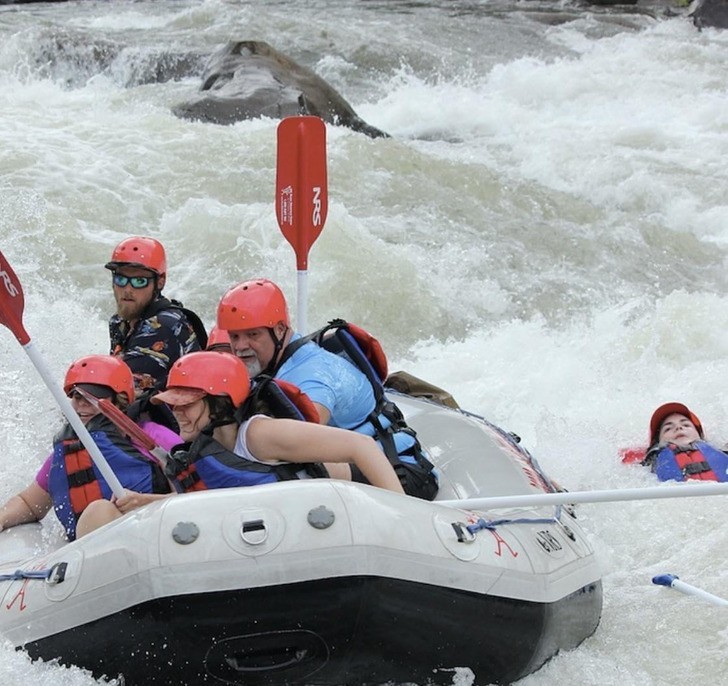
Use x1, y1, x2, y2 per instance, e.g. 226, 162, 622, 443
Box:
1, 1, 727, 684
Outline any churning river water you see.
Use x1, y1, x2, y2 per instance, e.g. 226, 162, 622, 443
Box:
1, 0, 728, 684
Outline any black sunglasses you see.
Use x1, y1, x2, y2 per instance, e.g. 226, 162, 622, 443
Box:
112, 274, 153, 289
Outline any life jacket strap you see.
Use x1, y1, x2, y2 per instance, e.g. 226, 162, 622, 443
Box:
682, 460, 712, 476
67, 467, 96, 488
63, 440, 84, 454
177, 466, 206, 492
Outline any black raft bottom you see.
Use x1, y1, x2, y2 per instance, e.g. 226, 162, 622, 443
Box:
23, 576, 602, 685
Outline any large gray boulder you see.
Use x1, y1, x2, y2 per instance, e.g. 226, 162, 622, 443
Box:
690, 0, 728, 27
172, 41, 388, 138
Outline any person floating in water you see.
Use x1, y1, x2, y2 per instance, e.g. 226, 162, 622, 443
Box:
638, 402, 728, 483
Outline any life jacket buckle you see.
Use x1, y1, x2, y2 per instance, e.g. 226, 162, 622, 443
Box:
682, 460, 712, 476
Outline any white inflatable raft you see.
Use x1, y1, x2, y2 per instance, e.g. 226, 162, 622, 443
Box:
0, 392, 602, 685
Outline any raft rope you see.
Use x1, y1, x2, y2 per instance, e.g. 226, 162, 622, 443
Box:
0, 561, 67, 584
451, 501, 580, 543
447, 409, 573, 538
465, 512, 562, 536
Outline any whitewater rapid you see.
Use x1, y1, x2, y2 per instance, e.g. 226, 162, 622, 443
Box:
1, 1, 728, 684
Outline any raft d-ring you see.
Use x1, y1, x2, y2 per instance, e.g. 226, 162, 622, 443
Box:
241, 518, 268, 545
45, 562, 68, 585
451, 522, 477, 544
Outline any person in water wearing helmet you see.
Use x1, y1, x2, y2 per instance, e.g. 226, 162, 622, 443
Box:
215, 279, 439, 500
76, 351, 404, 535
0, 355, 179, 540
105, 236, 206, 395
641, 402, 728, 482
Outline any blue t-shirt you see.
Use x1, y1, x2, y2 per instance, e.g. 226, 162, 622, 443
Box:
277, 334, 375, 429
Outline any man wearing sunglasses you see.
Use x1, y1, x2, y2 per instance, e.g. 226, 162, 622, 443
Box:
105, 236, 207, 403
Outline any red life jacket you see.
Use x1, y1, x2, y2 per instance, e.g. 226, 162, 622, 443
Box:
62, 440, 105, 514
673, 446, 719, 480
644, 441, 728, 482
273, 379, 321, 423
238, 376, 321, 425
49, 417, 168, 540
338, 322, 389, 382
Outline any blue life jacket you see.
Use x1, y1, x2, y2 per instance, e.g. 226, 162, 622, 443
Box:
279, 319, 439, 501
164, 377, 327, 493
48, 416, 168, 540
645, 441, 728, 482
165, 432, 324, 492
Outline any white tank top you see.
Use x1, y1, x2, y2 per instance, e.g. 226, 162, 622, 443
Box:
233, 414, 284, 465
233, 414, 314, 478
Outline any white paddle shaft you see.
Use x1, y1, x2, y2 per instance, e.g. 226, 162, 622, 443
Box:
296, 269, 309, 334
24, 341, 125, 497
653, 574, 728, 608
438, 481, 728, 511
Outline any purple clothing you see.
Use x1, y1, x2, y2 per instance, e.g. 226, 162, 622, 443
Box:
35, 420, 180, 492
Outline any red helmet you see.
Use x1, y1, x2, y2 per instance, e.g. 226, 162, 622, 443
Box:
217, 279, 290, 331
156, 351, 250, 408
105, 236, 167, 275
649, 402, 704, 445
206, 325, 232, 351
64, 355, 135, 402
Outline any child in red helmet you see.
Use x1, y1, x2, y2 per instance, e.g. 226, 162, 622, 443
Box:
641, 402, 728, 482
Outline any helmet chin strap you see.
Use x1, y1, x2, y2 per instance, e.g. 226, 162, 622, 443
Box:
261, 325, 288, 377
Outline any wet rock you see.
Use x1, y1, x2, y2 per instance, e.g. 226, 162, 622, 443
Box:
690, 0, 728, 28
172, 41, 389, 138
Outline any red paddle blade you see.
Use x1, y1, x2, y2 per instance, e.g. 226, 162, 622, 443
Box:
275, 116, 328, 271
620, 446, 646, 464
96, 396, 156, 451
75, 389, 168, 467
0, 250, 30, 345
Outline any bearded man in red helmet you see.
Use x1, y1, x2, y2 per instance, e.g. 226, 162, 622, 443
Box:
216, 278, 439, 500
105, 236, 207, 396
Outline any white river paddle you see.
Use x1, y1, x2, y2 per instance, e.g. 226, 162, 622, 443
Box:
439, 481, 728, 511
652, 573, 728, 608
0, 250, 125, 497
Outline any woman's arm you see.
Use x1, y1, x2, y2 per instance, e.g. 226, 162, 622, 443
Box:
247, 418, 404, 494
0, 482, 52, 531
